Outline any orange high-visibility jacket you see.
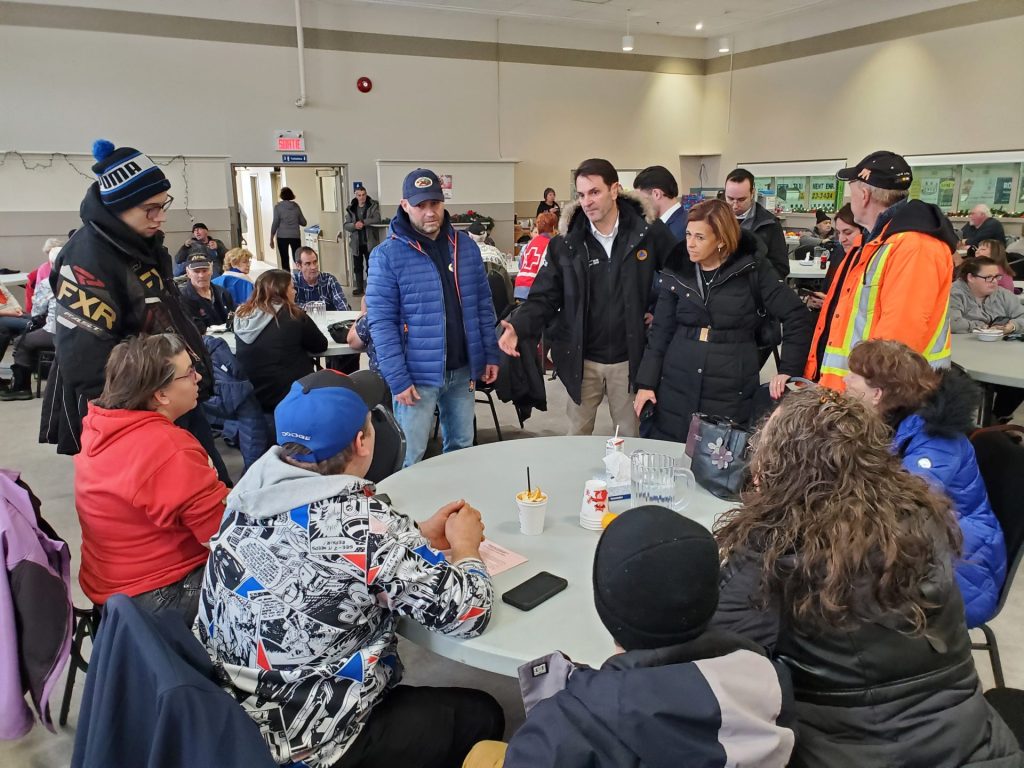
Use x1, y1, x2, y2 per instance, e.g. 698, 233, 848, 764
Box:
805, 214, 954, 391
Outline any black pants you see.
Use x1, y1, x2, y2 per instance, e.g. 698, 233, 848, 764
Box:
353, 242, 369, 291
176, 407, 232, 486
332, 685, 504, 768
131, 562, 205, 628
993, 385, 1024, 420
277, 237, 301, 270
13, 327, 54, 370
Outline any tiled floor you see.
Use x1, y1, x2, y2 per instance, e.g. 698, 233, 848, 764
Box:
1, 335, 1021, 766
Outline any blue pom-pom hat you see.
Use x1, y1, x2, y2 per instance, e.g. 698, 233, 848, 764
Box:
89, 139, 170, 212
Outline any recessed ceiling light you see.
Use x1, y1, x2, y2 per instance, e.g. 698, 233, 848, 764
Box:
695, 22, 703, 31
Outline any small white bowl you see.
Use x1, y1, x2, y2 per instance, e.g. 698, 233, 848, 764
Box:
972, 328, 1004, 342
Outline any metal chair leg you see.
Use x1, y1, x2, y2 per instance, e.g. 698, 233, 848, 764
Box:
981, 623, 1005, 688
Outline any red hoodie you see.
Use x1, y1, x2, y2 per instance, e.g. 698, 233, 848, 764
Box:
74, 405, 227, 604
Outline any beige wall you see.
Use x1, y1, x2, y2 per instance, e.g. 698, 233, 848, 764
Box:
702, 16, 1024, 179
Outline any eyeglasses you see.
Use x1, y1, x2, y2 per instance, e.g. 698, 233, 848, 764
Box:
971, 273, 1001, 283
171, 364, 198, 383
140, 195, 174, 220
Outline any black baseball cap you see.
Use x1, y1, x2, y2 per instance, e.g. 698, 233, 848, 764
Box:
402, 169, 444, 206
185, 252, 212, 270
836, 151, 912, 191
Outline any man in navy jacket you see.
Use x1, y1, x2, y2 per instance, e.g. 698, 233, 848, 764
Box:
367, 169, 499, 465
634, 165, 686, 243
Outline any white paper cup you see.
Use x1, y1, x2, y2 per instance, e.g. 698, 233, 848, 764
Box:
515, 496, 548, 535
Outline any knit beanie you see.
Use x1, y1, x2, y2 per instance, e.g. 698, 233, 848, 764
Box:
593, 505, 720, 651
815, 209, 830, 223
90, 139, 171, 212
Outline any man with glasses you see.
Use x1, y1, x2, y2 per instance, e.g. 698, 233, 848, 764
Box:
804, 150, 959, 392
44, 139, 230, 484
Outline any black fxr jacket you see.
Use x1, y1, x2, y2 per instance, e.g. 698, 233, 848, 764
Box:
509, 191, 678, 404
41, 183, 213, 455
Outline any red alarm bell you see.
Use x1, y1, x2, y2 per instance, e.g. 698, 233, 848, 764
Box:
357, 77, 373, 93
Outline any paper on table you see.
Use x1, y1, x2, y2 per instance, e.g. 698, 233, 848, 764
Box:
477, 540, 528, 575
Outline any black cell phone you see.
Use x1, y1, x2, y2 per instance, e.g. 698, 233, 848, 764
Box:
502, 572, 567, 611
797, 286, 818, 297
639, 399, 655, 423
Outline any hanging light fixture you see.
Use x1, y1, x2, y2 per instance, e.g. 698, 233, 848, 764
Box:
622, 9, 634, 52
718, 36, 731, 53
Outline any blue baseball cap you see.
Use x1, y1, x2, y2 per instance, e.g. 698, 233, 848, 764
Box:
275, 372, 371, 463
402, 168, 444, 206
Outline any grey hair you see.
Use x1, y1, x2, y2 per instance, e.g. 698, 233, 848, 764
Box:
972, 204, 991, 217
42, 237, 63, 255
868, 187, 908, 208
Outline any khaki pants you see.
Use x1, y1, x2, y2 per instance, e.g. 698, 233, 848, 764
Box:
462, 741, 508, 768
566, 359, 639, 437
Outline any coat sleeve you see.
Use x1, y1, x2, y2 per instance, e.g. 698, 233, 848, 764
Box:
764, 222, 790, 278
949, 288, 984, 333
366, 202, 382, 226
270, 204, 280, 238
297, 206, 307, 228
299, 312, 329, 354
634, 284, 679, 390
760, 263, 813, 377
474, 256, 500, 366
709, 551, 782, 653
342, 207, 356, 234
367, 244, 415, 395
873, 237, 953, 349
510, 238, 565, 339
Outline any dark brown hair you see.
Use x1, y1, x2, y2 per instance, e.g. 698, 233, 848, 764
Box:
280, 187, 296, 201
279, 414, 371, 475
686, 198, 740, 256
94, 334, 186, 411
834, 202, 856, 228
535, 212, 558, 235
977, 239, 1011, 274
725, 168, 755, 192
235, 269, 301, 320
848, 339, 940, 419
714, 389, 961, 635
957, 256, 998, 282
574, 158, 618, 187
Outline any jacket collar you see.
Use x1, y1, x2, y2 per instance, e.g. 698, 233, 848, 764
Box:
602, 629, 768, 672
390, 207, 454, 251
558, 189, 657, 238
668, 229, 761, 284
80, 183, 164, 265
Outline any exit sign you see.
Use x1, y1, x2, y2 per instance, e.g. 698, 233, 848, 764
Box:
275, 130, 305, 153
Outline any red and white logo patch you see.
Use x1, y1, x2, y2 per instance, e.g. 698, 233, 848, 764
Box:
414, 177, 434, 189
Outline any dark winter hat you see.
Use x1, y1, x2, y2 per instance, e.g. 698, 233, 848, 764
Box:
90, 139, 171, 212
836, 150, 912, 191
185, 251, 212, 270
466, 221, 487, 236
402, 169, 444, 206
815, 209, 830, 223
593, 506, 719, 651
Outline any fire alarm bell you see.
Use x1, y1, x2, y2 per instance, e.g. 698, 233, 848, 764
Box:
357, 77, 373, 93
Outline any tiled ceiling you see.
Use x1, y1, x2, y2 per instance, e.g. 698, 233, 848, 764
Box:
347, 0, 972, 39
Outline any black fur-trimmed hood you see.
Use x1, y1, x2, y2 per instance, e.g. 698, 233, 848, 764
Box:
558, 189, 657, 237
915, 368, 983, 438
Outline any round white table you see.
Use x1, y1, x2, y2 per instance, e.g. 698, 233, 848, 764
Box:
213, 310, 360, 356
787, 259, 828, 280
950, 334, 1024, 424
378, 436, 736, 676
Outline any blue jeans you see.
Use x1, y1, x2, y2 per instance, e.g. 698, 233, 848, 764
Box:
394, 366, 475, 466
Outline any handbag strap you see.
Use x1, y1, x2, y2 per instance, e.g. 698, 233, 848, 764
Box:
746, 265, 781, 366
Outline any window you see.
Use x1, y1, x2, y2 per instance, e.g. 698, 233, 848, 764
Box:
959, 163, 1017, 211
909, 166, 956, 209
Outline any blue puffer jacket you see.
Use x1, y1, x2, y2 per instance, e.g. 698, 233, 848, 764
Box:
366, 209, 499, 394
201, 336, 270, 470
893, 370, 1006, 627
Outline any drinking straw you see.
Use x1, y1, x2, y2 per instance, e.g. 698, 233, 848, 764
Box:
614, 425, 619, 441
527, 467, 532, 494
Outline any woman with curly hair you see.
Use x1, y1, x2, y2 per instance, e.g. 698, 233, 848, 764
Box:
711, 389, 1021, 768
845, 339, 1005, 627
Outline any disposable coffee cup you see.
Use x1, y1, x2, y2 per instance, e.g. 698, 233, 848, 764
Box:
515, 493, 548, 535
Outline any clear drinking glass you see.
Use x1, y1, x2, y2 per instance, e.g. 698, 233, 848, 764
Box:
630, 450, 696, 512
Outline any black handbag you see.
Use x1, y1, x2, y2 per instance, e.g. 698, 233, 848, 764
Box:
685, 412, 753, 501
327, 320, 355, 343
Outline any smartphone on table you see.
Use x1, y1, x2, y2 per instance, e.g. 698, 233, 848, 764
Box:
502, 572, 567, 611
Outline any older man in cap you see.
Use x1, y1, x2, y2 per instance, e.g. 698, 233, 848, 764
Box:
367, 169, 499, 465
805, 150, 958, 391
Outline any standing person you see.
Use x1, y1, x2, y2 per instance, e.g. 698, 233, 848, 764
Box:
803, 203, 862, 311
342, 184, 381, 297
711, 390, 1023, 768
212, 246, 255, 305
178, 252, 234, 333
514, 212, 557, 301
74, 334, 227, 626
1, 247, 60, 401
173, 222, 227, 277
196, 370, 502, 767
498, 158, 677, 437
42, 140, 228, 482
632, 200, 811, 438
975, 239, 1017, 291
633, 164, 686, 242
367, 169, 499, 466
536, 187, 561, 219
232, 269, 328, 418
844, 339, 1006, 627
960, 204, 1006, 248
270, 187, 306, 270
804, 150, 958, 391
724, 168, 789, 278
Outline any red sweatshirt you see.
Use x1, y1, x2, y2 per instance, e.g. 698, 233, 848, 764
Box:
74, 405, 227, 604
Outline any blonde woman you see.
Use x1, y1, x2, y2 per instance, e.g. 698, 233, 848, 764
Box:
212, 246, 255, 304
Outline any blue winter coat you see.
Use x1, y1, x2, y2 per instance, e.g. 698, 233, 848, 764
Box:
366, 211, 499, 394
211, 270, 254, 305
893, 371, 1006, 627
201, 336, 270, 470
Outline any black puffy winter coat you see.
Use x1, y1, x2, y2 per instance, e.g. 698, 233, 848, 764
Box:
634, 231, 811, 440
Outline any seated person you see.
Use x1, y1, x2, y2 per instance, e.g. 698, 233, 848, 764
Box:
195, 370, 503, 767
0, 283, 29, 364
711, 389, 1022, 768
812, 209, 833, 239
212, 246, 255, 305
1, 246, 60, 401
292, 245, 349, 310
975, 238, 1018, 291
74, 334, 228, 625
347, 295, 382, 377
174, 222, 227, 277
23, 237, 62, 314
466, 506, 795, 768
178, 252, 234, 333
233, 269, 328, 416
845, 339, 1006, 626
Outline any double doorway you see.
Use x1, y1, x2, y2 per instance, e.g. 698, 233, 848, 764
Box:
232, 163, 352, 285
